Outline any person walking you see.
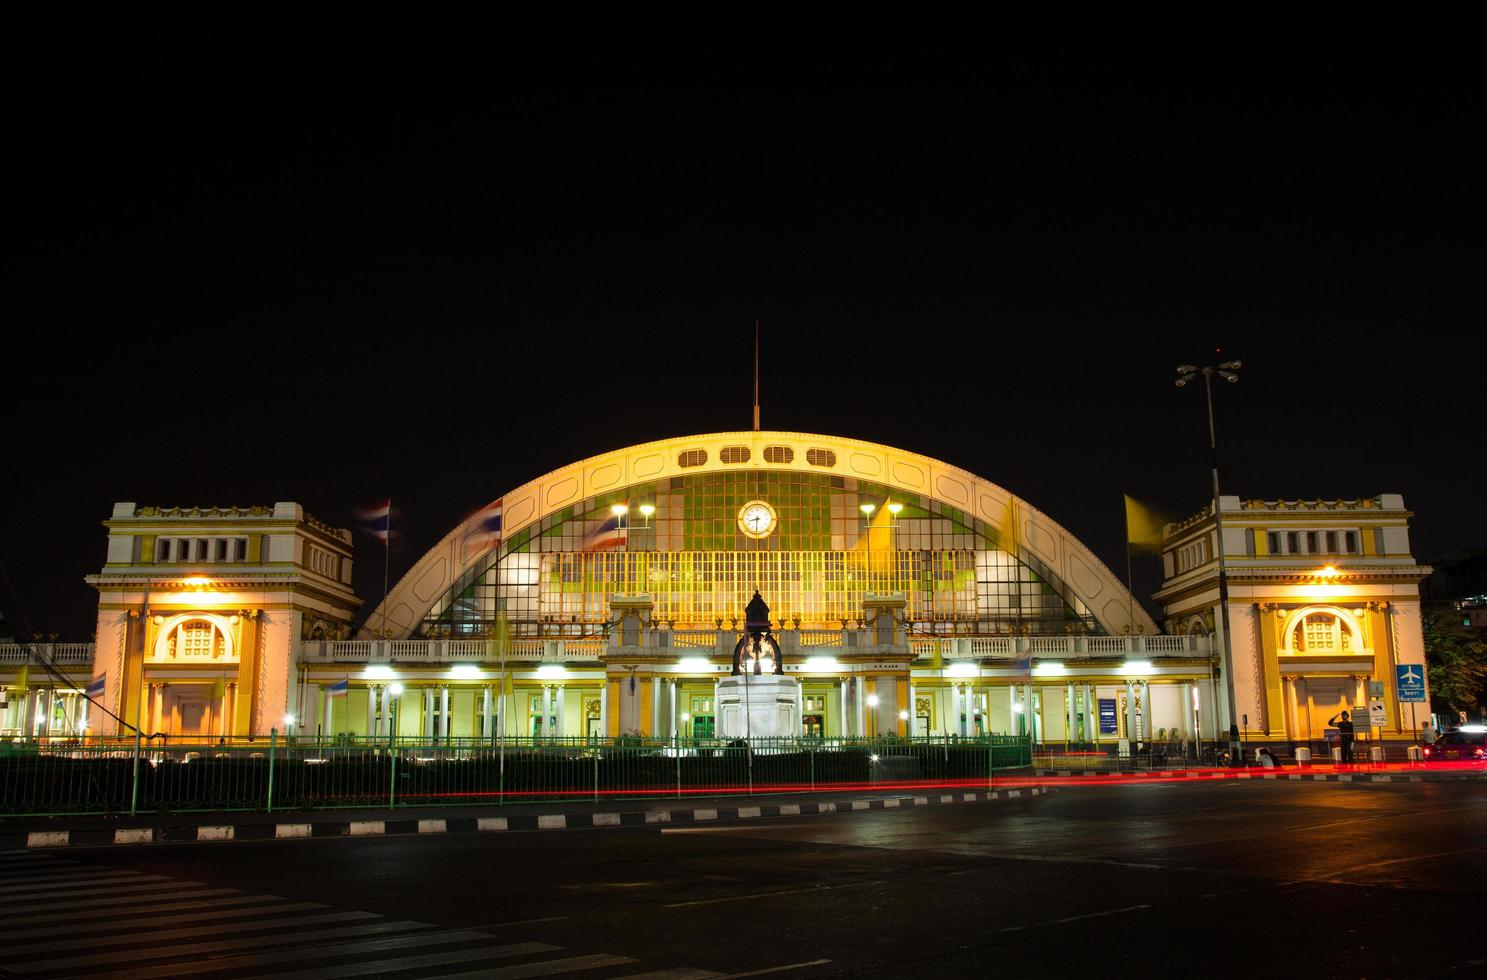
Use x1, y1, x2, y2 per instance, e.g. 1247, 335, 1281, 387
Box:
1329, 710, 1355, 765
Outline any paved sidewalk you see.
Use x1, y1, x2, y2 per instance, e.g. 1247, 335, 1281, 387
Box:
0, 784, 1050, 850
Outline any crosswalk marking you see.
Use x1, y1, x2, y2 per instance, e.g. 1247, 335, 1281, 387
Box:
9, 909, 377, 955
0, 854, 717, 980
274, 949, 637, 979
1, 885, 243, 913
9, 919, 432, 972
0, 877, 196, 904
10, 900, 327, 939
100, 936, 557, 979
4, 893, 282, 928
0, 870, 150, 891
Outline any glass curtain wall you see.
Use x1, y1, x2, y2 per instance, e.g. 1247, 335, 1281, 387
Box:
420, 472, 1096, 637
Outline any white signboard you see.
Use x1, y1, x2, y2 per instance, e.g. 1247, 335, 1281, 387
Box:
1368, 699, 1387, 728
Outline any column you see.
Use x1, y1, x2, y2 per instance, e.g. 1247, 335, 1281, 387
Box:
377, 686, 388, 737
853, 675, 865, 739
796, 682, 805, 736
1124, 680, 1135, 743
650, 678, 660, 740
1008, 685, 1019, 736
1066, 683, 1077, 746
20, 684, 37, 738
364, 685, 375, 737
599, 680, 609, 741
907, 682, 917, 736
439, 686, 450, 740
320, 685, 331, 738
555, 685, 566, 738
669, 679, 679, 739
542, 686, 552, 740
482, 686, 492, 740
153, 683, 167, 736
839, 679, 850, 737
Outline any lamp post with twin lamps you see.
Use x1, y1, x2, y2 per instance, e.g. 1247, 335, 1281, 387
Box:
1175, 360, 1243, 766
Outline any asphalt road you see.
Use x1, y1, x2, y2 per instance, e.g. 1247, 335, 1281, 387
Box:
4, 780, 1484, 978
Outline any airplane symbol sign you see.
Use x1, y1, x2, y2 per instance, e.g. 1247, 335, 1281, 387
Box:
1396, 664, 1427, 702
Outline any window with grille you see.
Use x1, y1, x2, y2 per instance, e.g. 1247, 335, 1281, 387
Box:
168, 619, 225, 659
677, 449, 708, 468
1292, 613, 1355, 653
719, 446, 751, 464
806, 448, 836, 467
763, 446, 794, 464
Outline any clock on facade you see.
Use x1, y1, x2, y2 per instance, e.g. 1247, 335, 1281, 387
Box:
737, 500, 777, 539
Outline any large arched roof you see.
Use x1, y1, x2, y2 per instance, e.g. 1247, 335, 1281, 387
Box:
361, 431, 1158, 637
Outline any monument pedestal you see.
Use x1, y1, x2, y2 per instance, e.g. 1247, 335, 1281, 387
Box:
716, 675, 798, 740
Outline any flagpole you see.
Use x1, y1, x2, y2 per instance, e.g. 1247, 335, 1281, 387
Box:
1124, 494, 1136, 632
381, 498, 392, 639
753, 320, 760, 431
129, 576, 151, 816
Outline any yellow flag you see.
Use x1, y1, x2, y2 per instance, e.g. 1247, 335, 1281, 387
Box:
209, 675, 227, 700
1124, 494, 1167, 553
929, 638, 943, 671
15, 665, 27, 692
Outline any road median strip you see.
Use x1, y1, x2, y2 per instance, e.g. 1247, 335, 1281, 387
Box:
2, 786, 1049, 850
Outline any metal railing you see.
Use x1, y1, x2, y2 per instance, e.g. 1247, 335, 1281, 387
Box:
0, 733, 1032, 816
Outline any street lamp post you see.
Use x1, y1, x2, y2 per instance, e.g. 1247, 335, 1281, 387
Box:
1175, 360, 1243, 767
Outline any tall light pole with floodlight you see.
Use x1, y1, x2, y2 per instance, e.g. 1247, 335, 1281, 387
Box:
1175, 359, 1243, 766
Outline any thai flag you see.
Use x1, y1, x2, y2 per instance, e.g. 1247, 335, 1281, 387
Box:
582, 515, 629, 552
85, 675, 105, 698
354, 500, 392, 542
463, 498, 504, 555
327, 678, 349, 696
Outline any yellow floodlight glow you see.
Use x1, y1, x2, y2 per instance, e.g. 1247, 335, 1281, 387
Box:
947, 661, 978, 677
860, 503, 876, 515
448, 665, 482, 679
536, 664, 567, 679
804, 656, 841, 672
1032, 662, 1068, 677
677, 657, 713, 673
639, 503, 655, 517
1121, 660, 1153, 675
363, 665, 397, 680
182, 576, 212, 589
887, 502, 903, 515
1318, 566, 1340, 578
611, 503, 629, 517
388, 682, 405, 696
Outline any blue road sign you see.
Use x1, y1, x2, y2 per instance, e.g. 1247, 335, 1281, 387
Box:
1396, 664, 1427, 702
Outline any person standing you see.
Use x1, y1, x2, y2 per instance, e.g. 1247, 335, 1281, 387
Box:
1329, 710, 1355, 765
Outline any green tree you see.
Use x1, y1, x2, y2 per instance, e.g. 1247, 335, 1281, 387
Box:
1424, 609, 1487, 717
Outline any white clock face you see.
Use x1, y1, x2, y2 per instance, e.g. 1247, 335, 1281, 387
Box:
738, 501, 776, 538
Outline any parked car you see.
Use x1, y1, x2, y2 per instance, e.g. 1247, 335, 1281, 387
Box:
1422, 727, 1487, 762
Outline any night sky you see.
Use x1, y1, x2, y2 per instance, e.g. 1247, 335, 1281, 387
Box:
9, 31, 1483, 639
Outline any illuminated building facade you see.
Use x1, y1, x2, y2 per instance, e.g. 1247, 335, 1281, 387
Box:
291, 432, 1219, 747
1154, 495, 1433, 746
16, 434, 1432, 752
71, 503, 360, 738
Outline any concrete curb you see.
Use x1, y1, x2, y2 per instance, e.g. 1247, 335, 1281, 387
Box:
0, 786, 1049, 851
1032, 769, 1486, 782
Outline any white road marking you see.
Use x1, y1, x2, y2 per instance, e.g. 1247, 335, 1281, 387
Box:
470, 915, 571, 929
724, 959, 834, 976
10, 910, 377, 955
664, 880, 886, 908
998, 903, 1152, 932
10, 919, 431, 972
14, 900, 328, 939
274, 949, 634, 979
